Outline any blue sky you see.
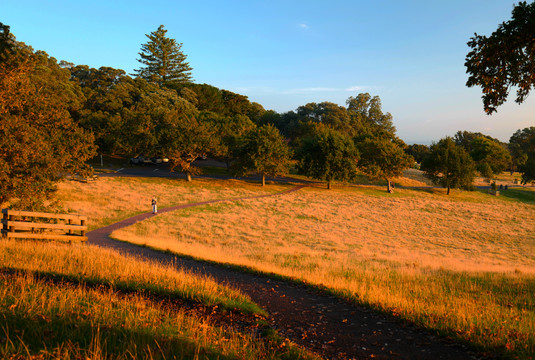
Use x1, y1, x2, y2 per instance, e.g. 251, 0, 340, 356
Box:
3, 0, 534, 144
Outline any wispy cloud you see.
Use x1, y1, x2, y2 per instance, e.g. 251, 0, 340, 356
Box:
298, 23, 309, 30
281, 86, 369, 94
345, 86, 366, 92
282, 87, 338, 94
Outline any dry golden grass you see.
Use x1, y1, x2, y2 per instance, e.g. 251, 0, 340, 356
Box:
56, 177, 289, 230
397, 168, 434, 187
111, 183, 535, 356
0, 240, 314, 359
113, 186, 535, 274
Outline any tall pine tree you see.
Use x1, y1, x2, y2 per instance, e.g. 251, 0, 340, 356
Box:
133, 25, 193, 86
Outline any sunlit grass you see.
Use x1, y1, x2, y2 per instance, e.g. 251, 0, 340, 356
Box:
55, 176, 291, 230
0, 240, 315, 359
112, 183, 535, 358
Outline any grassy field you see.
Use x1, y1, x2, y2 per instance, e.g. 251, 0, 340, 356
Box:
0, 239, 316, 359
54, 176, 291, 230
94, 178, 535, 359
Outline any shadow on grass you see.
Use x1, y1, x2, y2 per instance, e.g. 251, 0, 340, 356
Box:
0, 312, 230, 360
497, 188, 535, 205
428, 268, 535, 312
0, 268, 264, 315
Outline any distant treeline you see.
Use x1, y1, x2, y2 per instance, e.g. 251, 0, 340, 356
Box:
1, 22, 534, 209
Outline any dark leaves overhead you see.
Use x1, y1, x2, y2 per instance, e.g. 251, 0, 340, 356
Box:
465, 1, 535, 114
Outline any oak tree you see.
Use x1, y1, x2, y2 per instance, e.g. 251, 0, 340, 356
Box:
232, 124, 292, 186
509, 127, 535, 183
465, 1, 535, 114
356, 134, 413, 193
346, 93, 396, 136
297, 126, 359, 189
469, 136, 511, 178
0, 28, 96, 208
421, 137, 475, 195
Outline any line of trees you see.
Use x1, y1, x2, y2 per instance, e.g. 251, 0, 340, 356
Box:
2, 21, 534, 209
408, 129, 535, 192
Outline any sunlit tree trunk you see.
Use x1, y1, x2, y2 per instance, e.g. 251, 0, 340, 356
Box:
387, 179, 393, 193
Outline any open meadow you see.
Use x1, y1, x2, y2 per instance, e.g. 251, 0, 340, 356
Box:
5, 174, 530, 358
73, 176, 535, 359
54, 176, 290, 230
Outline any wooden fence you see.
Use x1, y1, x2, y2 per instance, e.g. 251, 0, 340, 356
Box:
1, 209, 87, 243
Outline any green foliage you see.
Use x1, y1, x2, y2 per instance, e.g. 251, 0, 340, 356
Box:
465, 1, 535, 114
70, 65, 138, 154
297, 126, 359, 189
174, 83, 263, 119
296, 102, 354, 136
453, 130, 501, 153
232, 124, 293, 186
356, 134, 414, 192
203, 112, 257, 166
156, 99, 218, 181
509, 127, 535, 184
0, 22, 14, 60
0, 37, 96, 209
346, 93, 396, 136
469, 136, 511, 178
133, 25, 193, 86
453, 131, 511, 179
421, 137, 475, 195
405, 144, 430, 164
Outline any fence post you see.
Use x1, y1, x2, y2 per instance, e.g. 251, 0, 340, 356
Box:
8, 212, 14, 233
81, 219, 86, 237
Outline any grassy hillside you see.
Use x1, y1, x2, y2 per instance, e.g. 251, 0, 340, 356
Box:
71, 177, 534, 359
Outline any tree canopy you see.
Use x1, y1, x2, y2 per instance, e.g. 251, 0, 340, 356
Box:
232, 124, 292, 186
421, 137, 475, 195
465, 1, 535, 114
405, 144, 430, 164
356, 134, 413, 193
509, 127, 535, 184
297, 126, 359, 189
469, 136, 511, 179
133, 25, 193, 86
0, 28, 96, 208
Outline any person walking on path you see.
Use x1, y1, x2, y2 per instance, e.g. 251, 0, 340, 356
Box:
151, 196, 157, 214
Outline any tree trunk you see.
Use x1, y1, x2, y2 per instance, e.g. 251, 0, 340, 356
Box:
327, 180, 331, 190
262, 174, 265, 187
186, 172, 192, 182
387, 179, 393, 193
447, 186, 451, 195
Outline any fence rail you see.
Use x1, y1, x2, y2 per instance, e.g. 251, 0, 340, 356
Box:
1, 209, 87, 243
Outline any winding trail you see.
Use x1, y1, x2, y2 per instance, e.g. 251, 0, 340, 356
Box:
88, 185, 483, 360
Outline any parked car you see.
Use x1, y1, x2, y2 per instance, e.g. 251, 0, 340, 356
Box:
129, 156, 143, 165
130, 156, 170, 165
130, 156, 153, 165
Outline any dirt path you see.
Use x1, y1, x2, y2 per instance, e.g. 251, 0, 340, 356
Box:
87, 185, 487, 360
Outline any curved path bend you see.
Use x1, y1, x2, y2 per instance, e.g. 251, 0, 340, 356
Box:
88, 185, 484, 360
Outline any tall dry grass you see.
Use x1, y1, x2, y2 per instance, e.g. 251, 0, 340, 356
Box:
0, 240, 315, 359
112, 184, 535, 357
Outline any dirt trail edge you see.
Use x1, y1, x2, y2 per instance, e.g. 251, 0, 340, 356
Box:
88, 185, 486, 360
